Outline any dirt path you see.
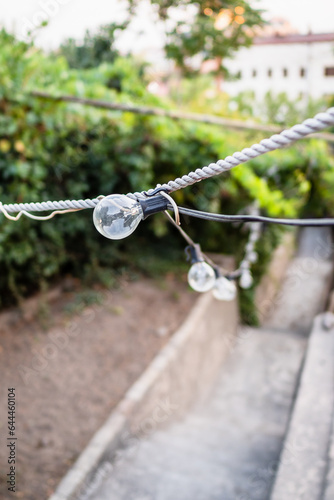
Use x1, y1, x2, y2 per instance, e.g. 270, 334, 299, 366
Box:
0, 275, 194, 500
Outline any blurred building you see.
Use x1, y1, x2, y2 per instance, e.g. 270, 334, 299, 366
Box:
224, 25, 334, 100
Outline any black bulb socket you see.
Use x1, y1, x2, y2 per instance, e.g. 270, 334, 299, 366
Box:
139, 195, 169, 220
185, 243, 204, 264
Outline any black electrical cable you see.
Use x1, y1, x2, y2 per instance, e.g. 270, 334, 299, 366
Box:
167, 204, 334, 227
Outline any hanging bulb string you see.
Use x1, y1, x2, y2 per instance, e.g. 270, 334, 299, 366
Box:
3, 196, 334, 228
164, 211, 229, 276
164, 211, 194, 246
1, 107, 334, 215
232, 203, 261, 289
238, 209, 261, 271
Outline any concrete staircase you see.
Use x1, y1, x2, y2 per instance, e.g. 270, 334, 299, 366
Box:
79, 228, 334, 500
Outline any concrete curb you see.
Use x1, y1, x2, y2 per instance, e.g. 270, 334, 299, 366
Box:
49, 283, 239, 500
270, 313, 334, 500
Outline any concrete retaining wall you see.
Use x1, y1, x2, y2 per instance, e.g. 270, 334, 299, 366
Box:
270, 314, 334, 500
49, 263, 239, 500
255, 231, 295, 323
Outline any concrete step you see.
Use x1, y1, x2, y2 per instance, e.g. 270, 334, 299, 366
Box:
270, 314, 334, 500
82, 328, 306, 500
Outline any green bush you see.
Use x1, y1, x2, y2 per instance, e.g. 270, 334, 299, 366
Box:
1, 29, 334, 320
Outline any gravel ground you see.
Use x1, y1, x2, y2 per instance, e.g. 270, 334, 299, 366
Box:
0, 274, 194, 500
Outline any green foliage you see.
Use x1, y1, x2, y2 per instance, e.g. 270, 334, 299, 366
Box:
231, 90, 329, 126
1, 29, 334, 317
63, 290, 105, 316
169, 74, 232, 113
59, 23, 128, 71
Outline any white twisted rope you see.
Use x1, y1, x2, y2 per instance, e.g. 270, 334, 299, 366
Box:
2, 108, 334, 214
2, 198, 100, 214
131, 108, 334, 199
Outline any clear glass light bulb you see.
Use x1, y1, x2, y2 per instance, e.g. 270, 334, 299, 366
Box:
250, 222, 261, 234
188, 262, 216, 293
213, 277, 237, 301
248, 251, 258, 263
239, 270, 253, 289
245, 242, 254, 253
93, 194, 144, 240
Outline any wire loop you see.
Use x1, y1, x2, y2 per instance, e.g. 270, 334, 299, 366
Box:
159, 191, 181, 226
143, 186, 172, 197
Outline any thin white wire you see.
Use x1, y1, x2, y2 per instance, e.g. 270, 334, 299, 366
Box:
0, 202, 83, 221
164, 211, 230, 274
159, 191, 181, 226
1, 107, 334, 215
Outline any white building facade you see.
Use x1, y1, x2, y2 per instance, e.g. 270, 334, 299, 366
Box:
224, 33, 334, 100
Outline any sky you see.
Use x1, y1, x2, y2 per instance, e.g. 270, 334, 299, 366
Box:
1, 0, 334, 52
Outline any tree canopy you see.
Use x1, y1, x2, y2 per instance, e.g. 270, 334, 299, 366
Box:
131, 0, 264, 76
60, 1, 264, 78
59, 22, 128, 70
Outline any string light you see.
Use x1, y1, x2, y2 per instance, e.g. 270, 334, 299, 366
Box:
248, 251, 258, 263
1, 107, 333, 220
234, 205, 261, 289
239, 269, 253, 289
188, 262, 216, 292
91, 190, 334, 241
165, 210, 236, 300
185, 244, 216, 293
3, 188, 334, 299
93, 194, 144, 240
93, 194, 169, 240
1, 107, 334, 298
213, 270, 237, 301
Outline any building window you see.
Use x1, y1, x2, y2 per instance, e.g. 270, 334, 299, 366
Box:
324, 67, 334, 76
252, 69, 257, 78
268, 68, 272, 78
300, 67, 306, 78
283, 68, 288, 77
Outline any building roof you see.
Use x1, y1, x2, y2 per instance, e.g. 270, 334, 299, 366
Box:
254, 32, 334, 46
